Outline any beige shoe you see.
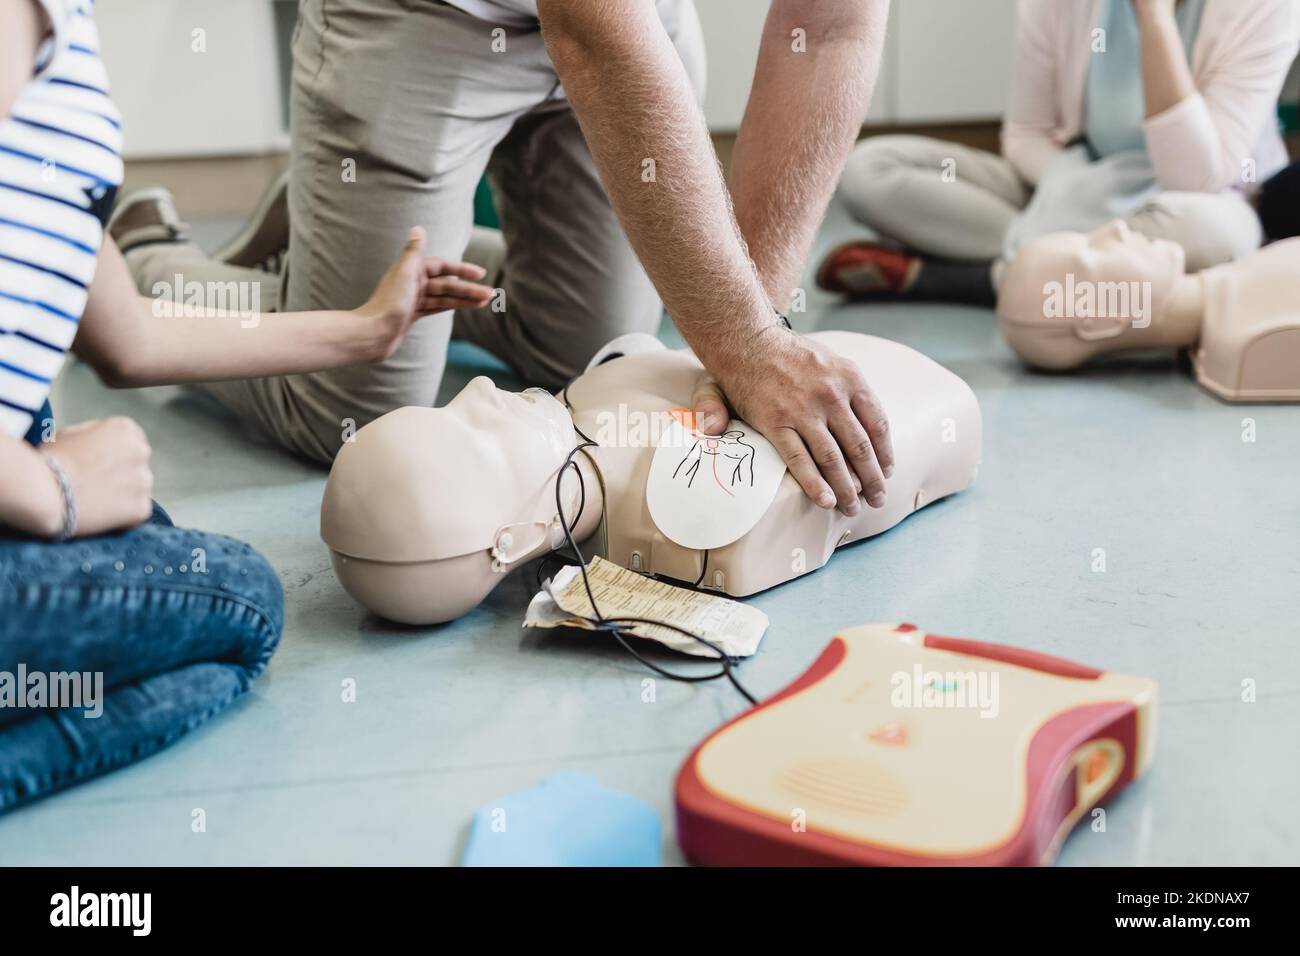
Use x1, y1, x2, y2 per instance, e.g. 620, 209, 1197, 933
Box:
215, 170, 289, 272
107, 187, 191, 254
464, 225, 506, 291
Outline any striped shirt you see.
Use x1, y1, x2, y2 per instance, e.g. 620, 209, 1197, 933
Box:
0, 0, 122, 440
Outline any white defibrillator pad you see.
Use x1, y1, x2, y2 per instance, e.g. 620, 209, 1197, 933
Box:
645, 417, 786, 551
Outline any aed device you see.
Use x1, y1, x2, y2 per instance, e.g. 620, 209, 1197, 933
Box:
676, 623, 1157, 866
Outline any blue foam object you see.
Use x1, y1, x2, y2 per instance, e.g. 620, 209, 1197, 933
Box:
462, 772, 662, 867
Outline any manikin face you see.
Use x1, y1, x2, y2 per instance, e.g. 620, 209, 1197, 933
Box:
321, 376, 578, 566
320, 376, 586, 624
998, 221, 1186, 368
448, 376, 567, 438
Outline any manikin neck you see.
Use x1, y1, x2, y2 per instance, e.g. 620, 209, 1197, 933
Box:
1157, 273, 1205, 348
560, 445, 605, 544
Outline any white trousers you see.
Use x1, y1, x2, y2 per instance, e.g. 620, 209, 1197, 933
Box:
838, 135, 1263, 276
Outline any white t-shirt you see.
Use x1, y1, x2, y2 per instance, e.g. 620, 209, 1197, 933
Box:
443, 0, 540, 28
445, 0, 689, 28
0, 0, 122, 439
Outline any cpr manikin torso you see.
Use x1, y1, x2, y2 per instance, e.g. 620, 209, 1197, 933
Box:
998, 223, 1300, 402
321, 332, 982, 625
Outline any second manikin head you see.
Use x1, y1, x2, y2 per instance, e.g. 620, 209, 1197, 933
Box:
320, 377, 586, 624
998, 220, 1187, 369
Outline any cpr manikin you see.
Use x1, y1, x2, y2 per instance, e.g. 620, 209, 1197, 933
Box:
320, 332, 982, 625
998, 221, 1300, 402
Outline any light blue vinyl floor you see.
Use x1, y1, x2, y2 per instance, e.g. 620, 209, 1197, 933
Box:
1, 211, 1296, 866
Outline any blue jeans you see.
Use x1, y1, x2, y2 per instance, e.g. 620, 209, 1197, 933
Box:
0, 503, 283, 813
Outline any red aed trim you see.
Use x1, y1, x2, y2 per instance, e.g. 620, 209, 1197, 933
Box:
675, 630, 1137, 866
922, 634, 1103, 679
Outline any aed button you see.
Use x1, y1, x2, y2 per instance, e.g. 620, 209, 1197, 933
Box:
1084, 749, 1110, 784
1074, 739, 1123, 808
868, 723, 908, 746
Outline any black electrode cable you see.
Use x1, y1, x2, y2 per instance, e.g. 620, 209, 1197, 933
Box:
562, 378, 712, 595
693, 550, 709, 588
548, 440, 757, 706
549, 335, 792, 701
559, 383, 597, 445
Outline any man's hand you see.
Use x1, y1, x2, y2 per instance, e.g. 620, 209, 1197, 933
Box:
691, 332, 894, 516
539, 0, 893, 513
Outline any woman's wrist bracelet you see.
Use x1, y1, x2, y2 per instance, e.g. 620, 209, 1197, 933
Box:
38, 451, 77, 541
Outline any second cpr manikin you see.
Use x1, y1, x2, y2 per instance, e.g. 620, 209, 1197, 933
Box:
998, 224, 1300, 402
320, 331, 982, 625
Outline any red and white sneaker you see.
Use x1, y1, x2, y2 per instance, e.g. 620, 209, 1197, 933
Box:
816, 241, 922, 299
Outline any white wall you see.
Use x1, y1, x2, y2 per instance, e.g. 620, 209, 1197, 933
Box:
94, 0, 1296, 159
698, 0, 1017, 131
696, 0, 898, 129
97, 0, 284, 160
101, 0, 1017, 159
893, 0, 1018, 122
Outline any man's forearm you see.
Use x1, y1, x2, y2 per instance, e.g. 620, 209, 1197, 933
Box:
729, 0, 889, 310
539, 0, 775, 373
541, 0, 895, 514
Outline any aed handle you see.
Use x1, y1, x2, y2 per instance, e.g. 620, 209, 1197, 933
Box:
914, 630, 1103, 680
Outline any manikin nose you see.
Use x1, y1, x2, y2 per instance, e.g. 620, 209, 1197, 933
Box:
1105, 219, 1132, 242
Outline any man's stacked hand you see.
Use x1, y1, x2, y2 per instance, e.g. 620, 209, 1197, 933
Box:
690, 330, 894, 518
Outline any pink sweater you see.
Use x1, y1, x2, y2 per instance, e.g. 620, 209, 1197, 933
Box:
1002, 0, 1300, 193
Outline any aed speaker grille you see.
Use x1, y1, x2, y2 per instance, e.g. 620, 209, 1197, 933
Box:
778, 759, 908, 817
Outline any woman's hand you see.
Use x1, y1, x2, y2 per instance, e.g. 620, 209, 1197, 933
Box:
357, 227, 496, 360
43, 417, 155, 538
1132, 0, 1178, 20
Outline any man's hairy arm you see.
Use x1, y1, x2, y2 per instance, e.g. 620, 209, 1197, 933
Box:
539, 0, 894, 515
538, 0, 771, 373
729, 0, 888, 309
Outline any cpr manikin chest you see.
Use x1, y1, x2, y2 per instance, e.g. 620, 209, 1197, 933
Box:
676, 623, 1158, 866
1194, 239, 1300, 402
320, 332, 982, 625
564, 331, 982, 597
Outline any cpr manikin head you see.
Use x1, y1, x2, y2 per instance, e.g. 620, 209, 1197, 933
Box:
998, 220, 1188, 369
320, 377, 586, 624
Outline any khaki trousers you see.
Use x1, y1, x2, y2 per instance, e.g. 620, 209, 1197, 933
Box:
132, 0, 704, 464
